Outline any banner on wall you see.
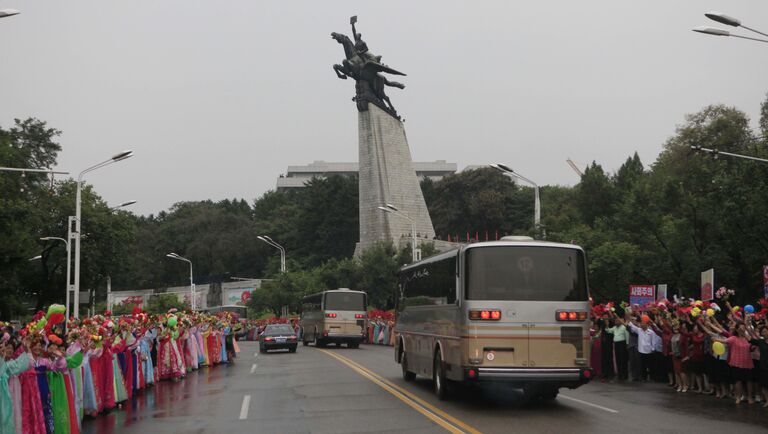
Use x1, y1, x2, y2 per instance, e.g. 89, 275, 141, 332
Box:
226, 288, 253, 306
629, 285, 655, 306
701, 269, 714, 301
656, 284, 668, 301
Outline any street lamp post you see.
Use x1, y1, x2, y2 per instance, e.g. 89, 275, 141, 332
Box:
693, 12, 768, 44
166, 253, 195, 310
72, 150, 133, 318
257, 236, 286, 273
491, 163, 541, 233
377, 204, 417, 263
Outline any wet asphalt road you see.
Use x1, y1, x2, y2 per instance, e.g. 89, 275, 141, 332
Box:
82, 341, 768, 434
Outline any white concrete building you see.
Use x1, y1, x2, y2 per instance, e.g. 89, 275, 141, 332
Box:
276, 160, 457, 190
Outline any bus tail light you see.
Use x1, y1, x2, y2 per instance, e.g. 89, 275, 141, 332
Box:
355, 314, 365, 319
264, 337, 274, 342
556, 311, 587, 322
325, 313, 337, 318
469, 310, 501, 321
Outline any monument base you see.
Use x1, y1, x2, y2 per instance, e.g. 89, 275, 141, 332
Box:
356, 104, 436, 256
353, 239, 461, 260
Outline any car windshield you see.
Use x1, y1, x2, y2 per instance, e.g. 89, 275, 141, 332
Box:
264, 325, 294, 335
324, 291, 366, 311
465, 246, 588, 301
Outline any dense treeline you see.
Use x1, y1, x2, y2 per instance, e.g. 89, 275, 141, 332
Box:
3, 95, 768, 318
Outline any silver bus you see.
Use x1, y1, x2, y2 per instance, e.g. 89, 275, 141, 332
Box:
300, 288, 367, 348
394, 236, 592, 400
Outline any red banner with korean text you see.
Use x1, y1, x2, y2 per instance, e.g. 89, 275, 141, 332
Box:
629, 285, 655, 306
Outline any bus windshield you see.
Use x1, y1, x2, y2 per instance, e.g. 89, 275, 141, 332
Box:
465, 246, 587, 301
324, 292, 366, 311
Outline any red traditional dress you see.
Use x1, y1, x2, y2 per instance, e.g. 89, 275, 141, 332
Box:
156, 332, 184, 380
99, 341, 116, 410
19, 366, 46, 434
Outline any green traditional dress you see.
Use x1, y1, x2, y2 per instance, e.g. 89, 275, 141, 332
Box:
46, 352, 83, 434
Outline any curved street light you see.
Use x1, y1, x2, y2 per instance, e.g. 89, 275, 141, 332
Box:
491, 163, 541, 233
166, 252, 195, 310
72, 150, 134, 318
377, 205, 417, 262
0, 9, 20, 18
110, 200, 137, 211
257, 236, 286, 273
693, 12, 768, 44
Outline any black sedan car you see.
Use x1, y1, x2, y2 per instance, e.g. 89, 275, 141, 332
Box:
259, 324, 298, 353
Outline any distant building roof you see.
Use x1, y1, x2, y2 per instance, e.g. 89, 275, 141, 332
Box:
277, 160, 458, 189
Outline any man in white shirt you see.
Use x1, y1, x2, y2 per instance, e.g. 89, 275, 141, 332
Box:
628, 318, 659, 381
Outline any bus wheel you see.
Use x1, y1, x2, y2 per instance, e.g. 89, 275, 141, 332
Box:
401, 352, 416, 382
433, 352, 450, 400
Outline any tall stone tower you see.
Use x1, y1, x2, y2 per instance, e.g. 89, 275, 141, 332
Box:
331, 16, 435, 255
357, 105, 435, 253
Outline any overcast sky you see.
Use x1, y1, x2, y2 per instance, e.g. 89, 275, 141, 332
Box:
1, 1, 767, 215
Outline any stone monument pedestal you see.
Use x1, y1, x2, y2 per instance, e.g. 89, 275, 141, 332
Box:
354, 104, 436, 256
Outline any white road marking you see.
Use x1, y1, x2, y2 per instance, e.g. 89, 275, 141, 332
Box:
250, 363, 258, 374
239, 395, 251, 420
254, 352, 258, 358
559, 394, 619, 414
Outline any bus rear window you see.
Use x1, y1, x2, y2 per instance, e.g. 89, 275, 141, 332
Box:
324, 292, 366, 311
465, 246, 587, 301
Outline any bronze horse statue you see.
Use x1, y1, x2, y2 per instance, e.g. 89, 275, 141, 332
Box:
331, 23, 405, 117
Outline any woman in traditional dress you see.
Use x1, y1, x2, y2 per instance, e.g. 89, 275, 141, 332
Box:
202, 326, 213, 367
139, 329, 155, 386
99, 333, 117, 411
80, 340, 98, 418
19, 337, 46, 434
156, 328, 184, 381
45, 339, 83, 434
111, 336, 128, 404
220, 327, 228, 364
1, 337, 32, 434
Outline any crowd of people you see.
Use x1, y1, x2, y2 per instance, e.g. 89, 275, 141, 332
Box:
0, 305, 240, 434
365, 309, 395, 346
591, 290, 768, 407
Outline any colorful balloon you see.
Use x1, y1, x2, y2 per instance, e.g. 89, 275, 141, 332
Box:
691, 307, 701, 317
706, 308, 715, 317
712, 341, 726, 356
744, 305, 755, 314
167, 316, 178, 327
641, 315, 650, 324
